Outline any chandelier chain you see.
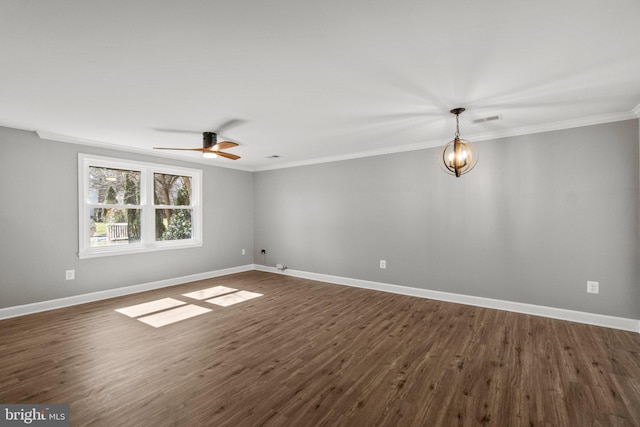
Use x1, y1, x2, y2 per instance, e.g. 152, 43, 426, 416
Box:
455, 113, 460, 138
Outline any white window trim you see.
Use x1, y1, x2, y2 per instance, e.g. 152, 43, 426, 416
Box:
78, 154, 203, 259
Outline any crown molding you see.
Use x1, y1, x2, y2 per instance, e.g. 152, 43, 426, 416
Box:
467, 111, 637, 143
254, 138, 449, 172
34, 108, 639, 173
36, 131, 255, 172
254, 110, 637, 171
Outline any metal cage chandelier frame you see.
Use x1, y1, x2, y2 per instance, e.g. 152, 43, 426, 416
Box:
438, 108, 478, 177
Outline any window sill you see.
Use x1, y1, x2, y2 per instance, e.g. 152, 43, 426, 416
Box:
78, 241, 203, 259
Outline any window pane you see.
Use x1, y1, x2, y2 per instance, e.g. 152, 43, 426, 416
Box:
156, 209, 192, 241
89, 167, 140, 205
154, 174, 191, 206
90, 208, 141, 247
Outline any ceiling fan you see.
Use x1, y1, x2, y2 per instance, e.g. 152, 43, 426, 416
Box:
154, 132, 240, 160
153, 119, 244, 160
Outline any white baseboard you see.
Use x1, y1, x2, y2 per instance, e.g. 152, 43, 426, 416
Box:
254, 265, 640, 333
0, 265, 253, 320
3, 264, 639, 333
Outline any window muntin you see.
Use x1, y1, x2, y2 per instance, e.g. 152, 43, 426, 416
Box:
79, 155, 202, 258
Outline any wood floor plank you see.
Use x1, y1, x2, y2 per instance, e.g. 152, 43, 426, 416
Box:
1, 271, 639, 426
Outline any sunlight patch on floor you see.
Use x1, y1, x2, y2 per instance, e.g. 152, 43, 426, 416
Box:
182, 285, 237, 300
206, 290, 263, 307
137, 304, 212, 328
115, 297, 186, 318
115, 287, 263, 327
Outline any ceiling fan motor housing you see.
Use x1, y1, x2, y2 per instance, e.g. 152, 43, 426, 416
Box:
203, 132, 217, 148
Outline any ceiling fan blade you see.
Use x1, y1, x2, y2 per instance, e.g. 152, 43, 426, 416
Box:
213, 141, 238, 150
154, 119, 246, 135
204, 150, 240, 160
153, 129, 201, 134
154, 147, 206, 151
214, 118, 246, 134
155, 146, 240, 160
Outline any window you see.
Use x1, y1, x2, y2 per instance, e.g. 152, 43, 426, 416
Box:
79, 154, 202, 258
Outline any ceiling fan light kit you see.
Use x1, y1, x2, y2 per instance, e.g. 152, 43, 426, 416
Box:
438, 107, 478, 177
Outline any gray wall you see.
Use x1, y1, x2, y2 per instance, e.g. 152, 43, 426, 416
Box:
2, 120, 639, 319
0, 126, 253, 308
254, 120, 640, 319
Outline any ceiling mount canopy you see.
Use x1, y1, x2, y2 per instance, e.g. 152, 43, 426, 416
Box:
438, 108, 478, 177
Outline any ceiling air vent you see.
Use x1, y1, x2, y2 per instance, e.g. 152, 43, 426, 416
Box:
472, 114, 502, 124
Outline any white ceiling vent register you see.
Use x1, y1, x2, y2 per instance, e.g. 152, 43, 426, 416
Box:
472, 114, 503, 124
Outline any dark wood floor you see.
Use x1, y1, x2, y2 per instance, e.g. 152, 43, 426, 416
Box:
1, 271, 639, 426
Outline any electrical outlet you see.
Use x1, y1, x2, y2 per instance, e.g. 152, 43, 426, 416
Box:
380, 260, 386, 269
242, 249, 246, 255
587, 281, 599, 294
65, 270, 75, 280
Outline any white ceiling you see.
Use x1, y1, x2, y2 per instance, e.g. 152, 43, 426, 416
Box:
1, 1, 639, 171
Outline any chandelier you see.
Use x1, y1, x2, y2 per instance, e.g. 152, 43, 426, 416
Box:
438, 108, 478, 177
